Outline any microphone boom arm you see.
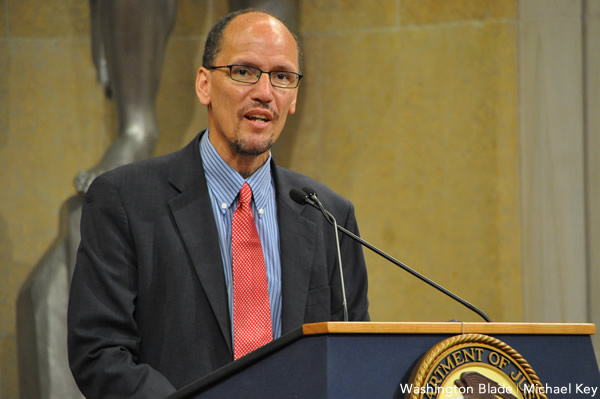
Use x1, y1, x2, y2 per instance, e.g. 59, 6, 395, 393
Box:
303, 201, 491, 323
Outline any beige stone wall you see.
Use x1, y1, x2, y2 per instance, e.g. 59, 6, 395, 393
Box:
0, 0, 521, 396
286, 0, 520, 325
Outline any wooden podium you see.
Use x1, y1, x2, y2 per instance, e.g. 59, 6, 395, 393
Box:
169, 322, 599, 398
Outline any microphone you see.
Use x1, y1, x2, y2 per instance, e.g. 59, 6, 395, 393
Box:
289, 188, 491, 323
302, 187, 334, 224
289, 188, 316, 207
289, 188, 349, 321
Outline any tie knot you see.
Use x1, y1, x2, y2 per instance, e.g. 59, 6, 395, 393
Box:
239, 182, 253, 206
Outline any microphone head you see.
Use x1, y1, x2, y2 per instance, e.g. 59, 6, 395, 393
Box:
302, 187, 318, 197
289, 188, 308, 204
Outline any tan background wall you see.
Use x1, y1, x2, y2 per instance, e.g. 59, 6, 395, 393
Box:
0, 0, 521, 397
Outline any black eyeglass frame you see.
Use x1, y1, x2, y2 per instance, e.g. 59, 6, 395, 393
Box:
206, 64, 303, 89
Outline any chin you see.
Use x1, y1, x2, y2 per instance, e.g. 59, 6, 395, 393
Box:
232, 137, 273, 156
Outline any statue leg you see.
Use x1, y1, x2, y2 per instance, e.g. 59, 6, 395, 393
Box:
17, 196, 85, 399
75, 0, 178, 193
89, 0, 110, 97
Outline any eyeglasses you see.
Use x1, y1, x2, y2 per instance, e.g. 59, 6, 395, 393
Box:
206, 64, 302, 89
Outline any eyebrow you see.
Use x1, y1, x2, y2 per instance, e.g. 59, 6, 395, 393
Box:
228, 59, 298, 72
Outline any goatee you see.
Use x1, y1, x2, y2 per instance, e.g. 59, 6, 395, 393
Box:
232, 137, 273, 156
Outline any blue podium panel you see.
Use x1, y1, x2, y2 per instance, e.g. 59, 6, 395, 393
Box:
169, 323, 600, 399
326, 334, 600, 399
176, 334, 444, 399
197, 336, 330, 398
494, 335, 599, 398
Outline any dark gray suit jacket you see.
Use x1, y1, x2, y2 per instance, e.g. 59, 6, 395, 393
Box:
67, 132, 369, 399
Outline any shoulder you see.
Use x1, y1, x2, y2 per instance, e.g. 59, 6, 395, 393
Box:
86, 134, 202, 203
100, 150, 178, 185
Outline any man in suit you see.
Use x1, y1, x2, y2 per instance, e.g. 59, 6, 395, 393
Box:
67, 9, 369, 399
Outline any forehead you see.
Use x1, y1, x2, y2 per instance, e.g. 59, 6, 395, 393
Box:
218, 13, 299, 70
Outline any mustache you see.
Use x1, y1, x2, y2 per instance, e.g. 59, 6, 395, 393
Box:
238, 102, 278, 120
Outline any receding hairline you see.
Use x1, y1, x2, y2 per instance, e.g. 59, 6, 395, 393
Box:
202, 9, 303, 73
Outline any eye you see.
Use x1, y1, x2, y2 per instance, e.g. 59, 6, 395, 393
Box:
235, 67, 249, 76
271, 71, 296, 87
273, 71, 292, 84
231, 65, 259, 81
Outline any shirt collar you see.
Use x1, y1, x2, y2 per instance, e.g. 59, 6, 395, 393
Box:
200, 130, 273, 213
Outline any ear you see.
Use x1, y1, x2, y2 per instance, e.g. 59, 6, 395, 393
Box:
288, 91, 298, 115
195, 67, 211, 106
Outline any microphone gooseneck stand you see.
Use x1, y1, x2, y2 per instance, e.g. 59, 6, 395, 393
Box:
289, 188, 491, 323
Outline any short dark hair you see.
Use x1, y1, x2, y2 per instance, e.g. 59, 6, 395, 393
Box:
202, 8, 303, 73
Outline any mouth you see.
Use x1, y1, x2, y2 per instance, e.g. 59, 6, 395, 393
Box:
245, 113, 271, 122
244, 110, 273, 124
241, 104, 276, 126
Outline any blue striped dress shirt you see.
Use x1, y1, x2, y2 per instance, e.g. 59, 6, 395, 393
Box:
199, 131, 282, 342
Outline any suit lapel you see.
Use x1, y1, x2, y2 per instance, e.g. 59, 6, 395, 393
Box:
274, 166, 317, 334
165, 139, 319, 343
167, 133, 232, 354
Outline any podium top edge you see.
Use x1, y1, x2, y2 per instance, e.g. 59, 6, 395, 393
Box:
302, 322, 596, 336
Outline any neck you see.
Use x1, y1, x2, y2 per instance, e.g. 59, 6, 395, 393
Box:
231, 152, 269, 178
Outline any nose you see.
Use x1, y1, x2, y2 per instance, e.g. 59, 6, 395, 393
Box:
250, 72, 274, 104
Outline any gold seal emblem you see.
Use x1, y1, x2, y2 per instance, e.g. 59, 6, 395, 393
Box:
404, 334, 547, 399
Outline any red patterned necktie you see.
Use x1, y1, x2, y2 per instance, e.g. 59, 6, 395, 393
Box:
232, 182, 272, 359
